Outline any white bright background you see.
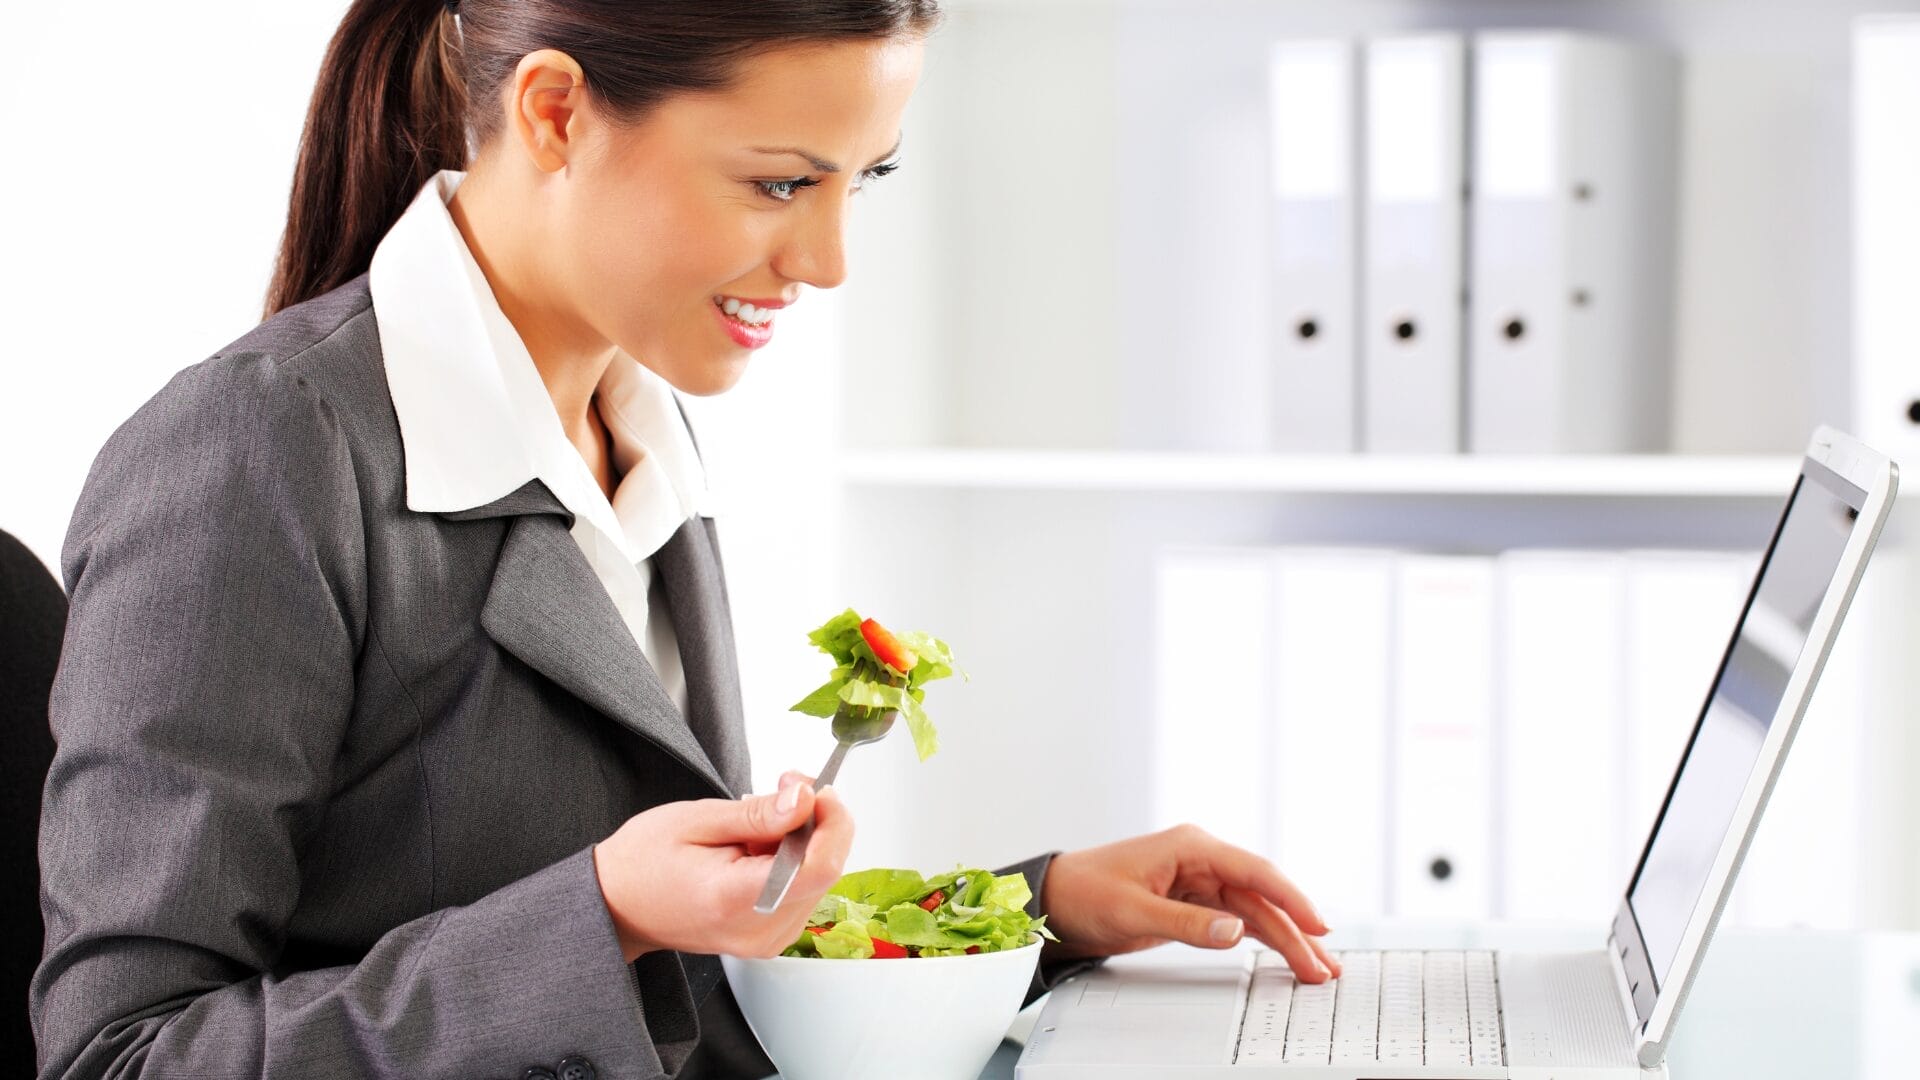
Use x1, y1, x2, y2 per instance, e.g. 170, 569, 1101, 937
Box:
8, 1, 1920, 922
0, 1, 849, 814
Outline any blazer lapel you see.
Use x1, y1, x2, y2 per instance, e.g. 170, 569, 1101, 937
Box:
454, 481, 733, 799
650, 513, 753, 797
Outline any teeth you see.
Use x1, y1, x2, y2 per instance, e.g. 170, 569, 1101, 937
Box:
717, 296, 775, 326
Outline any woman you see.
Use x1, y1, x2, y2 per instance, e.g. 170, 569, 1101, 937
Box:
31, 1, 1340, 1076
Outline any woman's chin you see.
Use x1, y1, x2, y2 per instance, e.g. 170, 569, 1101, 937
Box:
690, 356, 753, 396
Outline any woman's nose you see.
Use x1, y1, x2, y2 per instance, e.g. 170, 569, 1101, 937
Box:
774, 201, 849, 290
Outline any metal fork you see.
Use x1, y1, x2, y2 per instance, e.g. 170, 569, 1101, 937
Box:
753, 656, 901, 914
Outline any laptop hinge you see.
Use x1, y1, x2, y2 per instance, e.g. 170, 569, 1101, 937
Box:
1605, 928, 1645, 1046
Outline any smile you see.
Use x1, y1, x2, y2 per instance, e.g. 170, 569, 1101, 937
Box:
713, 296, 777, 349
715, 295, 776, 326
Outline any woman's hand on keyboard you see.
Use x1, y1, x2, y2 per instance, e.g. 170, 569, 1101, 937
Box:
1036, 823, 1342, 983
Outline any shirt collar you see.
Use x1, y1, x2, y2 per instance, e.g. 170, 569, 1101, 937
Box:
368, 169, 714, 558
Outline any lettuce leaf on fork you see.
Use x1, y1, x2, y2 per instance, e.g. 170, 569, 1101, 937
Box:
786, 608, 966, 761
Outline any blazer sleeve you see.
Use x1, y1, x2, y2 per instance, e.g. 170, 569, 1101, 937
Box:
994, 851, 1106, 1011
33, 355, 687, 1079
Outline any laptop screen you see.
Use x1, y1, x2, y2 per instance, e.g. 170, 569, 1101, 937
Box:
1625, 470, 1862, 990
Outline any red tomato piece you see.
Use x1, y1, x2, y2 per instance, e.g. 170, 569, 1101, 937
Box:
870, 937, 909, 959
859, 618, 917, 674
919, 890, 945, 911
966, 946, 981, 955
806, 925, 829, 935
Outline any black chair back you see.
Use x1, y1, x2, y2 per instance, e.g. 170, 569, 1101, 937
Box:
0, 530, 64, 1069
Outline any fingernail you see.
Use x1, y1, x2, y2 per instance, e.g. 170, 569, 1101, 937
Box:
1316, 962, 1331, 979
1209, 916, 1243, 944
777, 784, 800, 813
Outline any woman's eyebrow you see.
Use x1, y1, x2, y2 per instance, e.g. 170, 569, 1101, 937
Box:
749, 133, 903, 173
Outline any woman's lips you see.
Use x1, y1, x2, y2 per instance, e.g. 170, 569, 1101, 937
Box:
712, 300, 775, 349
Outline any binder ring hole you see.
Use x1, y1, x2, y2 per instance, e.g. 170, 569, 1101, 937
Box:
1393, 319, 1418, 342
1429, 857, 1453, 882
1502, 318, 1526, 341
1296, 318, 1319, 341
1907, 399, 1920, 425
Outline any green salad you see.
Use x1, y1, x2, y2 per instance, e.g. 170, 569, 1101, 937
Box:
783, 866, 1059, 959
788, 608, 966, 762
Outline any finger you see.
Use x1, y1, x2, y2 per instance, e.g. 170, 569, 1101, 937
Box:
741, 787, 856, 943
777, 770, 818, 790
1192, 835, 1330, 936
1308, 933, 1342, 978
742, 773, 814, 856
1127, 892, 1247, 951
1222, 885, 1334, 983
682, 783, 814, 846
791, 786, 855, 902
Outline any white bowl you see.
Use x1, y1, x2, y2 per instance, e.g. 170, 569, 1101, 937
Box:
721, 936, 1041, 1080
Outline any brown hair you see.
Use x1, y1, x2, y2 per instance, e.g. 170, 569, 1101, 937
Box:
264, 0, 942, 320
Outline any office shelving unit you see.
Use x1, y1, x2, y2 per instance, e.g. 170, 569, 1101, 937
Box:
836, 449, 1809, 499
755, 0, 1920, 929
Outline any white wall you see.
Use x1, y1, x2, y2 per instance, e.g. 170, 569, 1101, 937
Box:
0, 1, 856, 806
11, 0, 1918, 916
1, 2, 352, 572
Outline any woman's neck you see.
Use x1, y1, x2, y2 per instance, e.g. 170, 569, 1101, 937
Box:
445, 170, 618, 465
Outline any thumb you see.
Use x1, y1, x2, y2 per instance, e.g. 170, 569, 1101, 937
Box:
1131, 893, 1245, 950
687, 780, 815, 845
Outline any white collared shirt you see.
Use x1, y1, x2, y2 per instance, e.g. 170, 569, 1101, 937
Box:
368, 169, 712, 719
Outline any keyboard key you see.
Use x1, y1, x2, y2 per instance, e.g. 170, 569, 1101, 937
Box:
1466, 950, 1505, 1066
1234, 948, 1506, 1067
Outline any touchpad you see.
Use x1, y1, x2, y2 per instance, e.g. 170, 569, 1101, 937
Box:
1113, 968, 1244, 1007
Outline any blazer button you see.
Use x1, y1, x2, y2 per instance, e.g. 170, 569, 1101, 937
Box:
521, 1068, 559, 1080
557, 1056, 598, 1080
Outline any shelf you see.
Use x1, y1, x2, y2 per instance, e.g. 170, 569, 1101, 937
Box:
835, 448, 1808, 498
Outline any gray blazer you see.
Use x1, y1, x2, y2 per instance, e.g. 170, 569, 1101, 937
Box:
33, 275, 1092, 1079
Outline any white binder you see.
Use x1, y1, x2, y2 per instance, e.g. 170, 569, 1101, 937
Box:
1389, 554, 1495, 919
1150, 549, 1273, 856
1362, 34, 1468, 454
1495, 550, 1628, 923
1467, 32, 1680, 453
1853, 17, 1920, 467
1269, 548, 1393, 921
1268, 39, 1361, 452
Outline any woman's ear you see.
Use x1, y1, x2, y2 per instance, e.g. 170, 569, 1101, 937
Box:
508, 48, 591, 174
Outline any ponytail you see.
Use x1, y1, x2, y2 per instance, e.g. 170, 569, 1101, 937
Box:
263, 0, 468, 319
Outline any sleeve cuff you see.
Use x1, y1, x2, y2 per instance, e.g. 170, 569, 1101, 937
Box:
993, 850, 1107, 1010
416, 843, 700, 1077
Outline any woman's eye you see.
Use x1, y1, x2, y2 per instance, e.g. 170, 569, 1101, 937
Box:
851, 160, 901, 195
757, 177, 820, 202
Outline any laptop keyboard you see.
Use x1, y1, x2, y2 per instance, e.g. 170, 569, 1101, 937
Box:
1234, 949, 1506, 1067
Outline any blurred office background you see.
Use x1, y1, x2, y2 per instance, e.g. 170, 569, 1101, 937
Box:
4, 0, 1918, 933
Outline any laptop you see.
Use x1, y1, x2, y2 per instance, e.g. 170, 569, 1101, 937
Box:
1017, 426, 1899, 1079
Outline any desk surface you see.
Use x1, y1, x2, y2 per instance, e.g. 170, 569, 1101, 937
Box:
966, 921, 1920, 1079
